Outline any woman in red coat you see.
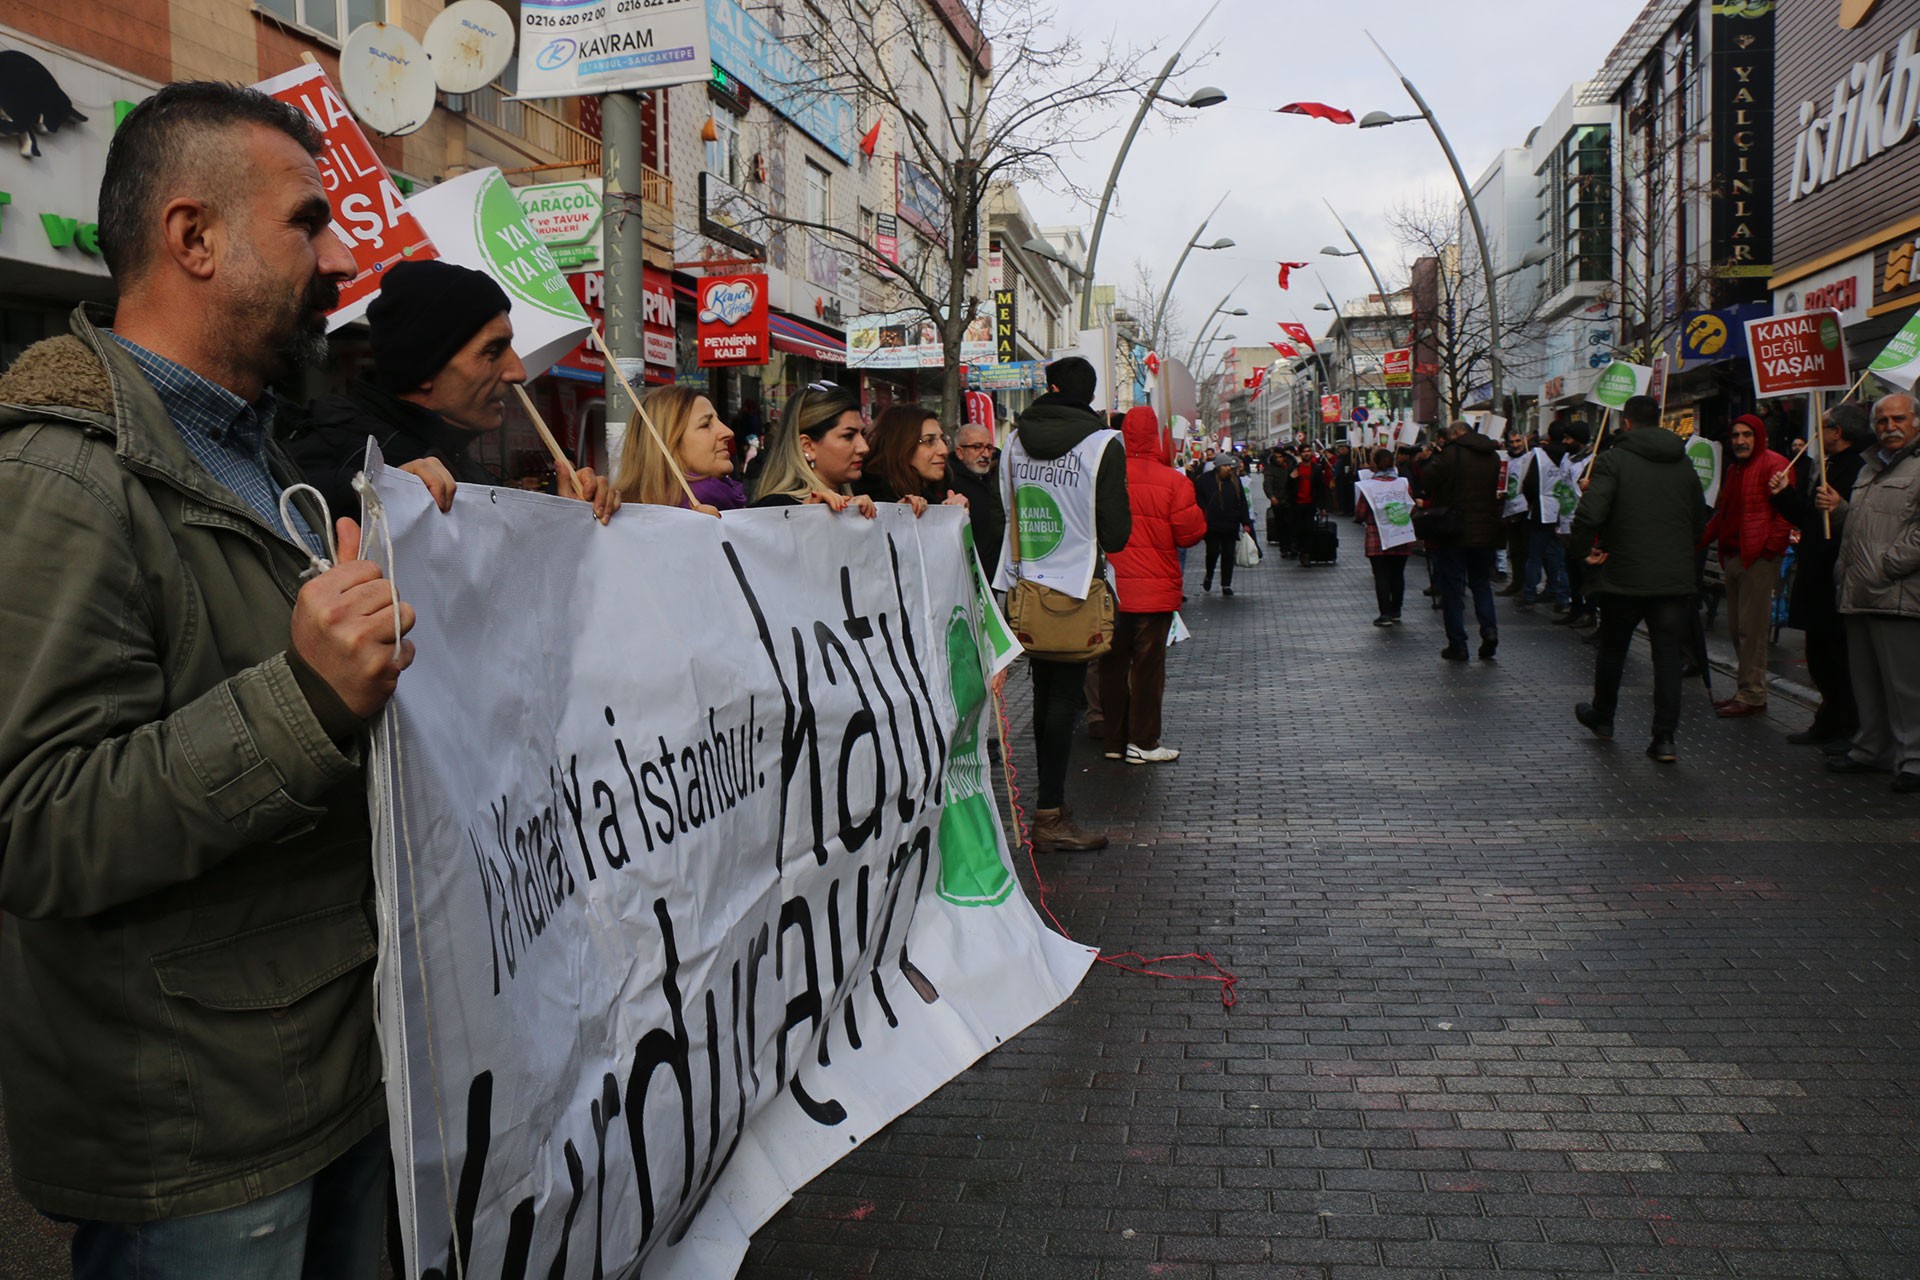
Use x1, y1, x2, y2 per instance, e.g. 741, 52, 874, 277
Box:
1100, 406, 1207, 764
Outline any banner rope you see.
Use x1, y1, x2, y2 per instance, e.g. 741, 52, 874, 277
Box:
990, 684, 1238, 1010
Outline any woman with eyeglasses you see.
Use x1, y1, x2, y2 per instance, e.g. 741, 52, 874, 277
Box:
611, 385, 743, 515
749, 382, 878, 515
854, 405, 968, 515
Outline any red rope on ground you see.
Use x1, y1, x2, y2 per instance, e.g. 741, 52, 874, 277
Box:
991, 686, 1240, 1010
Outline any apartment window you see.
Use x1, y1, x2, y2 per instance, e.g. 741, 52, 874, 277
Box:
805, 160, 831, 227
255, 0, 382, 44
1563, 125, 1612, 284
707, 112, 741, 188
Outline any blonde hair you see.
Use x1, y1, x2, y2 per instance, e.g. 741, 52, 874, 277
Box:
752, 384, 863, 503
613, 385, 708, 506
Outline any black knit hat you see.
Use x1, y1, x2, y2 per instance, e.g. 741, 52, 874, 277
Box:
367, 260, 512, 393
1045, 356, 1097, 406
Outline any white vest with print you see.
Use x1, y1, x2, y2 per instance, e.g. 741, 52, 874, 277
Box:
995, 427, 1119, 600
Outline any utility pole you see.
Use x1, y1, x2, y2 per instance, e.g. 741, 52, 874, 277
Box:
602, 91, 646, 467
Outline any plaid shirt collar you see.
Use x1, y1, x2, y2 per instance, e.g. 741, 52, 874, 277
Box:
107, 334, 278, 450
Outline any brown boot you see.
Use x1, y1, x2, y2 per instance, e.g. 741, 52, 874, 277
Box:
1031, 805, 1108, 853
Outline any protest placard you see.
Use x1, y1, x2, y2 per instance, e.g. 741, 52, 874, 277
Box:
364, 468, 1077, 1280
1745, 310, 1851, 398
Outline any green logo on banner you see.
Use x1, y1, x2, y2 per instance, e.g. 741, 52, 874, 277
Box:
1383, 500, 1413, 527
1819, 315, 1843, 351
1014, 484, 1064, 559
1872, 313, 1920, 371
1687, 437, 1716, 490
474, 171, 586, 321
1593, 362, 1639, 407
936, 607, 1013, 907
1552, 479, 1579, 507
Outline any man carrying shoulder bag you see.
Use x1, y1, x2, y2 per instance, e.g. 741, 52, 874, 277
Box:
996, 357, 1131, 852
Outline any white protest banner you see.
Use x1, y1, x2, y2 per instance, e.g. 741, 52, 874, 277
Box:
1869, 309, 1920, 387
518, 0, 710, 98
406, 168, 591, 377
364, 468, 1088, 1280
252, 63, 436, 328
1587, 360, 1652, 409
1686, 435, 1724, 506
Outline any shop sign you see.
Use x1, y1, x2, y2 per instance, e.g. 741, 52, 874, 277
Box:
967, 362, 1045, 391
1541, 375, 1566, 402
549, 268, 676, 382
993, 288, 1017, 364
1745, 309, 1850, 398
1674, 304, 1766, 365
1785, 17, 1920, 205
1708, 1, 1774, 276
696, 273, 769, 366
700, 171, 763, 256
1381, 348, 1412, 387
874, 212, 899, 264
896, 157, 945, 244
1319, 394, 1340, 424
517, 0, 709, 98
707, 0, 854, 160
515, 178, 602, 270
255, 62, 438, 327
846, 307, 993, 368
1772, 252, 1871, 328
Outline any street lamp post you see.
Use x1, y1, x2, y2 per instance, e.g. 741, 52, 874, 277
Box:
1150, 191, 1234, 350
1319, 200, 1400, 347
1077, 2, 1226, 331
1359, 31, 1505, 417
1185, 279, 1248, 369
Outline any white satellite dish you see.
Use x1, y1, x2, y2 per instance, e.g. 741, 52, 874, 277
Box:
423, 0, 516, 94
339, 22, 436, 137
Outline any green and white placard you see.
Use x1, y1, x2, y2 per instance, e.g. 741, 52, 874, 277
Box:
1587, 360, 1653, 409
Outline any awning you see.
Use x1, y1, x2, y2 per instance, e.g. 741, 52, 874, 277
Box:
770, 313, 846, 363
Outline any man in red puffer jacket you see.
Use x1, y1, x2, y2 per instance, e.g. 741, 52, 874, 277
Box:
1702, 412, 1792, 716
1100, 406, 1206, 765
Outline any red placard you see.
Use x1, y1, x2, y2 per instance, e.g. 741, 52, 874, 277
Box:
551, 269, 676, 382
1382, 348, 1413, 387
1320, 394, 1341, 424
253, 63, 436, 324
697, 275, 769, 367
1744, 310, 1850, 398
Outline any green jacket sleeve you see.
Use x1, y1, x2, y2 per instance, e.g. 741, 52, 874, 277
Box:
0, 457, 362, 920
1095, 435, 1131, 553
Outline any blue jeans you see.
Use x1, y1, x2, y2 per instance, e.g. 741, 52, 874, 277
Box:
1522, 525, 1569, 604
71, 1126, 389, 1280
1433, 546, 1499, 650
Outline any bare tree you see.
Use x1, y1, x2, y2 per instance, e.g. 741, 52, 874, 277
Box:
1117, 257, 1184, 359
732, 0, 1164, 422
1607, 85, 1728, 364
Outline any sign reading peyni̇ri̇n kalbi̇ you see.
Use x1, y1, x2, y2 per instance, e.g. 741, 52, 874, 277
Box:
1744, 309, 1851, 398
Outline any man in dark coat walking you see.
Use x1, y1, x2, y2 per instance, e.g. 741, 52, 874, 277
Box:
1423, 420, 1504, 661
1570, 395, 1709, 763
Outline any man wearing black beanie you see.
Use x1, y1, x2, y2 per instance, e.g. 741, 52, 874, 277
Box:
283, 259, 614, 519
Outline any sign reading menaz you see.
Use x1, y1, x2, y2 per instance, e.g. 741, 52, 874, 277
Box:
697, 274, 769, 366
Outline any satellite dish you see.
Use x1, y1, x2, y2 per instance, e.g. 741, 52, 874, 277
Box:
339, 22, 435, 137
424, 0, 516, 94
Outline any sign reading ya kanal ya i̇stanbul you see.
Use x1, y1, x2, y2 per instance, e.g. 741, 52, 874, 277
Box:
1586, 359, 1653, 409
1745, 309, 1850, 398
361, 460, 1070, 1280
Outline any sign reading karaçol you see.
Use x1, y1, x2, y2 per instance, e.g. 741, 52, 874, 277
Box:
516, 178, 603, 270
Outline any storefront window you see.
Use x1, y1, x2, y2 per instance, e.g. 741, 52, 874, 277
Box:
254, 0, 386, 44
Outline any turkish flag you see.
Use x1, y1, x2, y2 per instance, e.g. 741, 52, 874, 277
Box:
1277, 102, 1355, 125
1271, 341, 1300, 358
1278, 322, 1316, 351
1145, 351, 1161, 376
1243, 369, 1266, 391
859, 118, 882, 157
1276, 261, 1309, 290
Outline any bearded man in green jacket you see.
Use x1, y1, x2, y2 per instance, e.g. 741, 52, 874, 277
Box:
0, 82, 415, 1277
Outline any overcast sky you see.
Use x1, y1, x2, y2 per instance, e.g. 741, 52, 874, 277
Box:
1021, 0, 1647, 365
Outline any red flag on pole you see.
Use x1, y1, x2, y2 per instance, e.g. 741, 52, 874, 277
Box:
1276, 102, 1356, 125
1278, 322, 1316, 351
1243, 368, 1267, 391
1276, 262, 1309, 290
859, 118, 882, 157
1271, 341, 1300, 358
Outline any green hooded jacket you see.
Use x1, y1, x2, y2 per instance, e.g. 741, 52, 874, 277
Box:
0, 308, 383, 1221
1569, 426, 1709, 597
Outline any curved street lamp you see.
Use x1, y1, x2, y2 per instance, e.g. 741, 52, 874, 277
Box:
1150, 190, 1235, 347
1357, 31, 1505, 414
1185, 280, 1248, 368
1077, 0, 1227, 330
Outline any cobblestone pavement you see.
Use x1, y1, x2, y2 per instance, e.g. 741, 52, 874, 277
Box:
2, 546, 1915, 1280
740, 546, 1920, 1279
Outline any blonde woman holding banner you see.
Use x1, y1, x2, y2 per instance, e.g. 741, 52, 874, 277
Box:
749, 383, 877, 516
612, 386, 742, 515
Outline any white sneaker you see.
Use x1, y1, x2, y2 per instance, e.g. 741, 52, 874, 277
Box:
1126, 744, 1180, 764
1103, 750, 1124, 760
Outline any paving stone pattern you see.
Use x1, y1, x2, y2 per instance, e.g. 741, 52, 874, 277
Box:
0, 549, 1914, 1280
741, 548, 1920, 1279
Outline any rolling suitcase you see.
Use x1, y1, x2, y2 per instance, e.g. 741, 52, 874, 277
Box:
1265, 505, 1284, 546
1307, 511, 1339, 565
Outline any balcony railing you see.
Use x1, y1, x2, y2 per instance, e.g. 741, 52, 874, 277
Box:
458, 85, 601, 173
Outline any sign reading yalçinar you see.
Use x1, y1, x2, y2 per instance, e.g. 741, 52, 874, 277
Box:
252, 62, 437, 328
1745, 309, 1850, 398
366, 467, 1075, 1280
